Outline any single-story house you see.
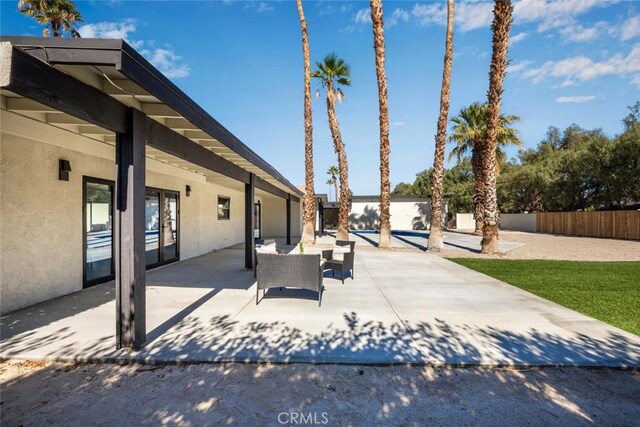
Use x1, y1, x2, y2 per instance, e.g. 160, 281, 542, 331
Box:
0, 36, 303, 348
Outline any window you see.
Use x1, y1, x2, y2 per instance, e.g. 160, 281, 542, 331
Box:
218, 196, 230, 219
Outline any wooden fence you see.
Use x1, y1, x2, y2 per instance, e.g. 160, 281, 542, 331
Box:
536, 211, 640, 240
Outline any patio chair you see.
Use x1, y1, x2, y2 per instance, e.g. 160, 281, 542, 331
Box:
256, 253, 324, 306
254, 240, 284, 277
322, 240, 355, 284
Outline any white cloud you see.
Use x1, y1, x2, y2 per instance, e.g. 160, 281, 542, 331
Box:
355, 8, 371, 25
513, 0, 616, 32
78, 19, 189, 79
387, 9, 410, 28
631, 75, 640, 87
256, 2, 273, 14
359, 0, 616, 37
620, 16, 640, 41
411, 1, 491, 32
555, 95, 596, 103
391, 121, 406, 127
78, 19, 136, 39
141, 48, 190, 79
521, 43, 640, 85
510, 32, 529, 45
559, 21, 607, 42
508, 60, 532, 73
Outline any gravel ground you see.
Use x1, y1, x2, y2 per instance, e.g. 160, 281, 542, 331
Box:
441, 231, 640, 261
1, 360, 638, 426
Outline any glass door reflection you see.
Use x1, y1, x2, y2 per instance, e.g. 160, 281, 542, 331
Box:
162, 191, 179, 262
84, 178, 114, 286
145, 189, 161, 267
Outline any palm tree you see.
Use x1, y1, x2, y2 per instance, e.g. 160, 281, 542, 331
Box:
326, 166, 339, 202
312, 54, 352, 241
448, 102, 521, 234
427, 0, 454, 252
369, 0, 392, 248
18, 0, 83, 37
481, 0, 514, 254
296, 0, 316, 246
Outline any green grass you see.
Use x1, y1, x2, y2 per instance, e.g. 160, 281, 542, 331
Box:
448, 259, 640, 336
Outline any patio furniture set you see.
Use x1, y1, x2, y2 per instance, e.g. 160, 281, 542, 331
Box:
255, 240, 355, 307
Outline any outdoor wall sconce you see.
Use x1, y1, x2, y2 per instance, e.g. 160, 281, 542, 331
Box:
59, 159, 71, 181
186, 185, 192, 197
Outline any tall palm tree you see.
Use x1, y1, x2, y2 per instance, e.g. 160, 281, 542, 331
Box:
369, 0, 392, 249
18, 0, 83, 37
296, 0, 316, 246
481, 0, 514, 254
312, 54, 352, 241
448, 102, 521, 234
427, 0, 454, 252
327, 166, 339, 202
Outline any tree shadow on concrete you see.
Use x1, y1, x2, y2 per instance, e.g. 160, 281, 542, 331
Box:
2, 314, 640, 426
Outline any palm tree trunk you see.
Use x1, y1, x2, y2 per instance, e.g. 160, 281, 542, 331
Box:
471, 145, 485, 235
296, 0, 317, 245
481, 0, 513, 254
52, 20, 60, 37
428, 0, 454, 252
370, 0, 392, 249
325, 83, 350, 241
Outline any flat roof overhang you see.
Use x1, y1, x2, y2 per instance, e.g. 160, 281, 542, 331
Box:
0, 36, 302, 201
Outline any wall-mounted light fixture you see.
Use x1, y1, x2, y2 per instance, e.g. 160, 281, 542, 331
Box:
59, 159, 71, 181
186, 185, 192, 197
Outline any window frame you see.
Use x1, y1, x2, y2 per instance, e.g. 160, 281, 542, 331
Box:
217, 196, 231, 220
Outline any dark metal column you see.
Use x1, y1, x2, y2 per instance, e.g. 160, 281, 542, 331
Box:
115, 108, 147, 350
245, 173, 255, 269
286, 194, 292, 245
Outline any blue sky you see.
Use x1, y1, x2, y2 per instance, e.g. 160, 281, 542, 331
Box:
2, 0, 639, 195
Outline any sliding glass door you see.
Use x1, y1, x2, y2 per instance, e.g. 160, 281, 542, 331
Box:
83, 178, 114, 287
145, 188, 179, 268
84, 180, 179, 285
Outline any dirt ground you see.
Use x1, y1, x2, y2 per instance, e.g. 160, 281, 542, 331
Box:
1, 360, 639, 426
441, 231, 640, 261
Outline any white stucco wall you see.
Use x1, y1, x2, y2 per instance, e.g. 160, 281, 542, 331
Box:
261, 197, 286, 238
500, 213, 537, 233
0, 109, 266, 314
456, 213, 475, 230
348, 199, 444, 230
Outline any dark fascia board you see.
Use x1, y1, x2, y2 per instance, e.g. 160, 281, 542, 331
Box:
1, 44, 259, 189
145, 116, 251, 185
2, 45, 128, 133
0, 36, 303, 198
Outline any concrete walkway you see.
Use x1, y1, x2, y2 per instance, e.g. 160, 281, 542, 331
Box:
1, 246, 639, 366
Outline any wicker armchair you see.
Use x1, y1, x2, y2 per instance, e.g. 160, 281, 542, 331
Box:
256, 253, 324, 306
322, 240, 355, 284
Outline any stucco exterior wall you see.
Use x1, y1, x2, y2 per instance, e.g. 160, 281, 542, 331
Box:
500, 213, 537, 233
261, 197, 286, 238
348, 199, 445, 230
0, 110, 269, 314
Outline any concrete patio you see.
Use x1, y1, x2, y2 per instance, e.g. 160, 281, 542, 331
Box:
1, 242, 639, 367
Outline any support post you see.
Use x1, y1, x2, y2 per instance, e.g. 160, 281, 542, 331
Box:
286, 194, 292, 245
115, 108, 147, 350
245, 173, 255, 269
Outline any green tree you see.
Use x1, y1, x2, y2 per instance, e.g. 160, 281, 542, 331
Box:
312, 54, 352, 240
18, 0, 83, 37
449, 102, 522, 233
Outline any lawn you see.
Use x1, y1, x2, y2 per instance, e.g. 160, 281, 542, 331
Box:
448, 259, 640, 336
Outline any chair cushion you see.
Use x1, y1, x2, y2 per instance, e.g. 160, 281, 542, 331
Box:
332, 245, 350, 262
256, 243, 277, 254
